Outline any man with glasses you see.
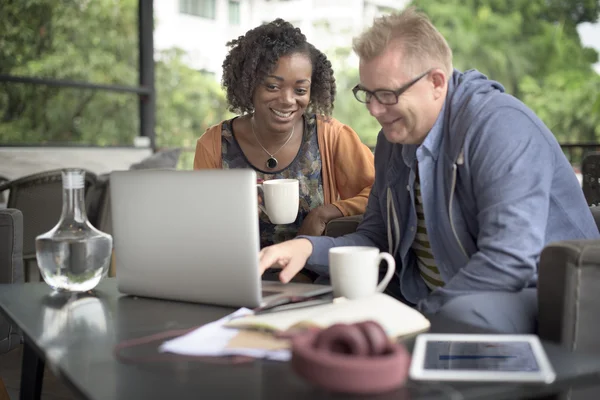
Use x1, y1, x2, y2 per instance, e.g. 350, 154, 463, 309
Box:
258, 7, 599, 333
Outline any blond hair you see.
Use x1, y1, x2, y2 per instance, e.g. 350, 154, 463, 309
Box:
353, 7, 453, 76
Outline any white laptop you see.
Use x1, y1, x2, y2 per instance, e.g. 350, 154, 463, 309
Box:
109, 168, 328, 308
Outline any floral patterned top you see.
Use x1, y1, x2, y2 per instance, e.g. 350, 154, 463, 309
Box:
221, 114, 325, 248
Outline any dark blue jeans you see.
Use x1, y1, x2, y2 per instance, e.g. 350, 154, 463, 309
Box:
433, 288, 538, 334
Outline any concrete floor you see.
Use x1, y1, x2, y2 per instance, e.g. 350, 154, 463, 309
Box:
0, 345, 76, 400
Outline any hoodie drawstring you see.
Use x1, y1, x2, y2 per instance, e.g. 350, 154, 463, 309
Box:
449, 150, 468, 258
387, 187, 401, 257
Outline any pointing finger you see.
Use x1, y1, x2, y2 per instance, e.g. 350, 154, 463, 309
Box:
258, 246, 285, 275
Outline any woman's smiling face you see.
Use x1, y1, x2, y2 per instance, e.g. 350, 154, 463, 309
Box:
252, 52, 312, 134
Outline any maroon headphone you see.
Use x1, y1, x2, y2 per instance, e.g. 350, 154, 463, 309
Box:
290, 321, 411, 394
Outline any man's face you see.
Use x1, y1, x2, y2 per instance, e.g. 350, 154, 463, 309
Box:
358, 45, 445, 145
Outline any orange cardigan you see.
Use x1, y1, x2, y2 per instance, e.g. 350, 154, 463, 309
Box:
193, 116, 375, 216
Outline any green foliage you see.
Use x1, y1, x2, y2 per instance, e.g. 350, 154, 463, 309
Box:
409, 1, 531, 96
0, 0, 231, 152
155, 48, 233, 149
1, 0, 56, 73
332, 67, 381, 147
329, 48, 381, 147
155, 48, 233, 169
519, 71, 600, 143
327, 0, 600, 159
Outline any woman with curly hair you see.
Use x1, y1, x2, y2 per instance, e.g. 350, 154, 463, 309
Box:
194, 19, 374, 250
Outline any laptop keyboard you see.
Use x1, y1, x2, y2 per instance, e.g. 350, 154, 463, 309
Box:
261, 290, 280, 297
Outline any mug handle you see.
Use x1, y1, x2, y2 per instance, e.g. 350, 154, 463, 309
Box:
256, 183, 267, 215
375, 252, 396, 293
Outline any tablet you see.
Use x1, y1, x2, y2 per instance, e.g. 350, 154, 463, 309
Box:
409, 333, 556, 383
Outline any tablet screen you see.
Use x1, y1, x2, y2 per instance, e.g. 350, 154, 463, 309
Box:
424, 341, 540, 372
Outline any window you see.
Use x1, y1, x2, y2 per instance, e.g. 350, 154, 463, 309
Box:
228, 1, 240, 25
179, 0, 216, 19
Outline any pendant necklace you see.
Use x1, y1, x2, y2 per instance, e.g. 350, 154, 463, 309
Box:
251, 117, 295, 169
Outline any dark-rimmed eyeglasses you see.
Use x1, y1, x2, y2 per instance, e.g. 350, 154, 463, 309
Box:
352, 69, 432, 105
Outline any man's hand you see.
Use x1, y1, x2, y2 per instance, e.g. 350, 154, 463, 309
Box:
259, 239, 314, 283
297, 204, 343, 236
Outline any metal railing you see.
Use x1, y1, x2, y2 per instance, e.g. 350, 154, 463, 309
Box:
560, 143, 600, 168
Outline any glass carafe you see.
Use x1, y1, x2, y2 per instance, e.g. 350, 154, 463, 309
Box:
36, 169, 112, 292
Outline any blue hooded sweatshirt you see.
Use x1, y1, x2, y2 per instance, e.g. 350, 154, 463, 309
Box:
302, 69, 599, 314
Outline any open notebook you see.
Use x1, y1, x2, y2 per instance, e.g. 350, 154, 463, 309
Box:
224, 292, 431, 339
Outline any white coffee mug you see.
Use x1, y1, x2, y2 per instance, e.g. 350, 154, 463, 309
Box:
256, 179, 299, 224
328, 246, 396, 300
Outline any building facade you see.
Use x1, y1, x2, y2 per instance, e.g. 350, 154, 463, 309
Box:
153, 0, 409, 79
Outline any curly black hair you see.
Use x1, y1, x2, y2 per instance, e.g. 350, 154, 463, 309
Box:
221, 19, 336, 117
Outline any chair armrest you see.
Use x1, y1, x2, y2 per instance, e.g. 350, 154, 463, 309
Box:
324, 215, 363, 238
0, 208, 24, 354
0, 208, 24, 284
538, 240, 600, 353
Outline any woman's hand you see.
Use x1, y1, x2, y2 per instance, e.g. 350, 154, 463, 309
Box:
297, 204, 343, 237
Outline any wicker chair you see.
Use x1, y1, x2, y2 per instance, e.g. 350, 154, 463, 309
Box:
0, 208, 24, 397
0, 175, 9, 204
0, 170, 97, 281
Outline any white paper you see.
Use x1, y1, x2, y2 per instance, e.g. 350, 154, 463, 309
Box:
158, 308, 291, 361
